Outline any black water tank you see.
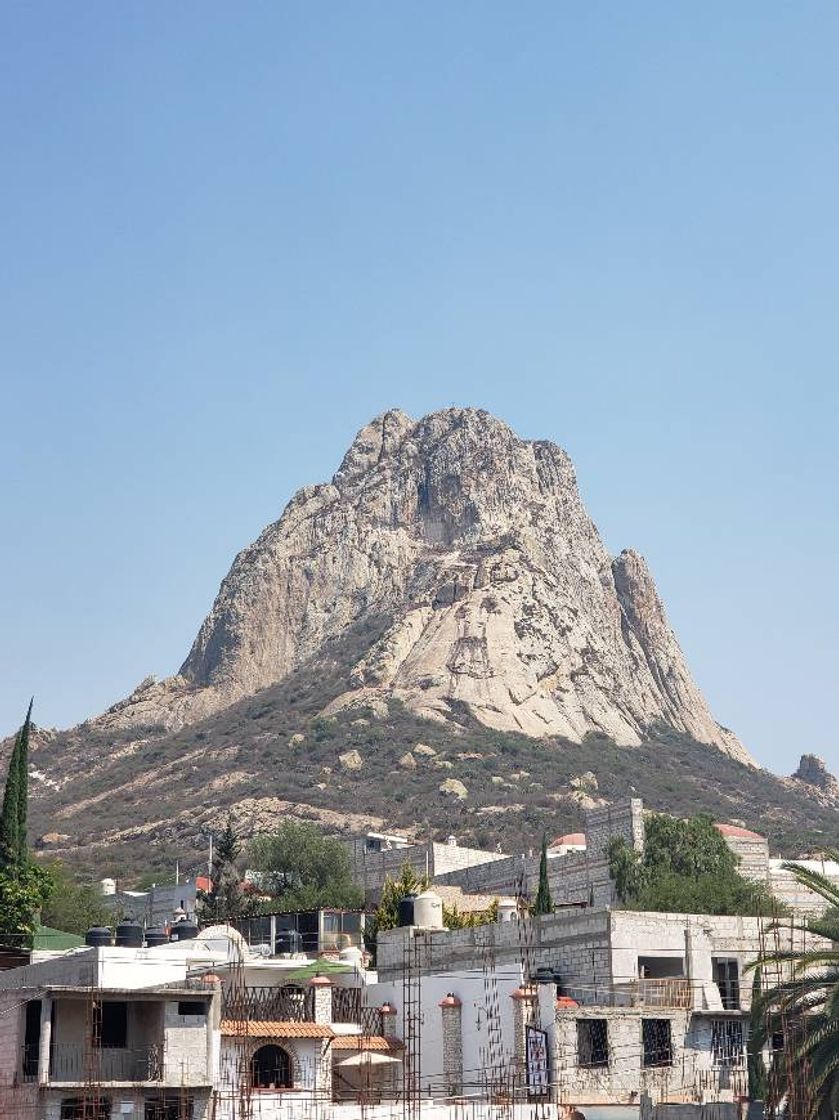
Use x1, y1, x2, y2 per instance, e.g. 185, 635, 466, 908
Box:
144, 927, 169, 948
85, 927, 112, 947
170, 920, 199, 942
115, 921, 144, 948
397, 894, 417, 927
275, 929, 302, 954
533, 965, 555, 985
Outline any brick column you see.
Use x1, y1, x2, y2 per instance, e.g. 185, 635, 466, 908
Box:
310, 975, 333, 1025
510, 985, 538, 1072
439, 993, 463, 1097
310, 975, 334, 1099
380, 1001, 398, 1035
380, 1002, 400, 1097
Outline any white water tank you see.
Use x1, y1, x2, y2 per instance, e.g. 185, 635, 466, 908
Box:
497, 898, 518, 923
339, 946, 364, 968
413, 890, 444, 930
100, 878, 116, 896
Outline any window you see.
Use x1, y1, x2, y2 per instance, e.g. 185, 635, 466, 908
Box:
251, 1044, 292, 1089
60, 1099, 111, 1120
577, 1020, 609, 1068
92, 1001, 127, 1049
176, 1001, 206, 1017
711, 1020, 744, 1067
23, 999, 41, 1078
642, 1019, 673, 1068
713, 959, 740, 1010
145, 1097, 193, 1120
638, 956, 685, 979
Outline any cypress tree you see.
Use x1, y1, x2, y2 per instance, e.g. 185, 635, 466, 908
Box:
533, 834, 553, 916
0, 701, 31, 871
747, 966, 769, 1102
14, 700, 32, 867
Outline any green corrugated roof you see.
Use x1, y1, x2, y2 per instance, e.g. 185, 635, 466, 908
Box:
282, 958, 353, 981
33, 926, 84, 950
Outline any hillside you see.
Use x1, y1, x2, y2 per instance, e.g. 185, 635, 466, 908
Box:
13, 407, 836, 880
26, 614, 838, 881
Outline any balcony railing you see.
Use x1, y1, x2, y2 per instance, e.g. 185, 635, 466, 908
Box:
221, 984, 315, 1022
558, 978, 694, 1009
332, 988, 362, 1024
45, 1044, 164, 1083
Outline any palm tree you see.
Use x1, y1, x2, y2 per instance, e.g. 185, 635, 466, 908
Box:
752, 859, 839, 1120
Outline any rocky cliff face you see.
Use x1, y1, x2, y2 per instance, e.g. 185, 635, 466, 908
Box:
97, 408, 752, 765
790, 754, 839, 804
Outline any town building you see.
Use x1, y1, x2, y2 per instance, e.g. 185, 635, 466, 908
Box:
370, 902, 826, 1118
0, 923, 404, 1120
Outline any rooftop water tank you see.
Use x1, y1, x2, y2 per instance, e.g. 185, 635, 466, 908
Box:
397, 893, 417, 928
497, 898, 518, 923
115, 921, 144, 948
413, 890, 444, 930
170, 920, 199, 942
85, 927, 113, 947
339, 945, 364, 968
144, 927, 169, 948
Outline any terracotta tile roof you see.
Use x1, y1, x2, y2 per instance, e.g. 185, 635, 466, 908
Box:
714, 822, 765, 841
550, 832, 586, 847
331, 1036, 404, 1052
432, 884, 513, 913
221, 1020, 334, 1039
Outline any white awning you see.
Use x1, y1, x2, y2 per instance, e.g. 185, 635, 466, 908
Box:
334, 1051, 401, 1067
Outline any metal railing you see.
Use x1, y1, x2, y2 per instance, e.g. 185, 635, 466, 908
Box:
45, 1043, 164, 1083
221, 984, 315, 1022
558, 978, 694, 1009
332, 988, 362, 1024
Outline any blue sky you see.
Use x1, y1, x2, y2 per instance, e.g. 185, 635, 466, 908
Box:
1, 4, 837, 774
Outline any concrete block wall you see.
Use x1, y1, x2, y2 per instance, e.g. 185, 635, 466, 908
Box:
585, 800, 645, 859
350, 839, 508, 900
163, 999, 212, 1085
0, 991, 21, 1087
720, 836, 770, 883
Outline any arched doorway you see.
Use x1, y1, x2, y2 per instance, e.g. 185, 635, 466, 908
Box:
251, 1044, 292, 1090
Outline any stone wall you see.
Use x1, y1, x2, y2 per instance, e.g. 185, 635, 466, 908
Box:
348, 838, 508, 900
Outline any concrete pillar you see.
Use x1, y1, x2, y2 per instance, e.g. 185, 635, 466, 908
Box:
310, 975, 333, 1025
380, 1001, 398, 1037
439, 993, 462, 1097
510, 985, 538, 1071
37, 997, 52, 1086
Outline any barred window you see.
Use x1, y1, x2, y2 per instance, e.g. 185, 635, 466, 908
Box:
712, 1020, 744, 1067
577, 1019, 609, 1068
642, 1019, 673, 1068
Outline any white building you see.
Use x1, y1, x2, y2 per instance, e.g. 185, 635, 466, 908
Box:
369, 903, 825, 1120
0, 925, 405, 1120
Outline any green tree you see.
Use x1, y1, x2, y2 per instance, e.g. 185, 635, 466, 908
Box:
608, 814, 778, 916
0, 862, 52, 945
0, 703, 50, 946
747, 966, 768, 1102
39, 861, 113, 935
362, 862, 430, 964
199, 815, 245, 923
0, 700, 32, 871
532, 834, 553, 916
247, 821, 363, 911
752, 860, 839, 1120
443, 898, 499, 928
362, 862, 500, 963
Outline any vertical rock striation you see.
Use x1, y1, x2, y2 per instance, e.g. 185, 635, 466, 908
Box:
99, 408, 753, 765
